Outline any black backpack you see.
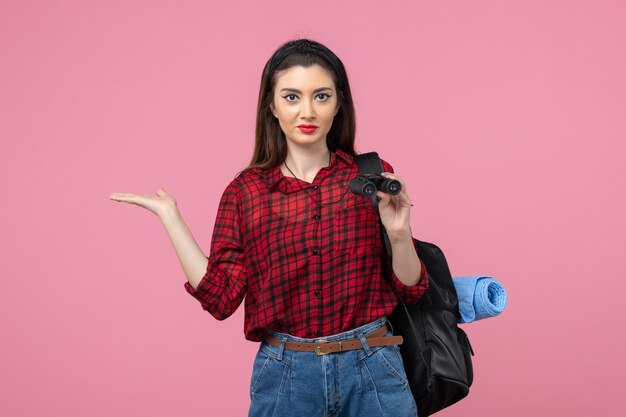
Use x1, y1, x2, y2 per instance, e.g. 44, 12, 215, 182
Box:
353, 152, 475, 416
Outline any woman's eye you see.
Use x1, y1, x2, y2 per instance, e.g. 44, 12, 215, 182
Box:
282, 93, 332, 102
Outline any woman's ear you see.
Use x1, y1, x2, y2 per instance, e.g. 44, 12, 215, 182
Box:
334, 104, 340, 116
270, 102, 277, 118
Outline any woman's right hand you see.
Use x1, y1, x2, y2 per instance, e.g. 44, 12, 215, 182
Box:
109, 187, 178, 218
110, 187, 208, 288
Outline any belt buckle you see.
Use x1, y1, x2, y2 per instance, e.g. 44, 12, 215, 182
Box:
315, 339, 329, 356
315, 339, 343, 356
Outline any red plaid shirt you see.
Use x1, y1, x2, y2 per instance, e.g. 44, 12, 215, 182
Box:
184, 149, 428, 341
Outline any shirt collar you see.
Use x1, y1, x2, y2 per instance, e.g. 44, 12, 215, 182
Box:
263, 149, 353, 190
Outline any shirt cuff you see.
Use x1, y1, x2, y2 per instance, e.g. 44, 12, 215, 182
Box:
387, 244, 429, 304
184, 258, 225, 311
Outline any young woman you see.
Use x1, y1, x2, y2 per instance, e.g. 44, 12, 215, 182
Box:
110, 38, 428, 417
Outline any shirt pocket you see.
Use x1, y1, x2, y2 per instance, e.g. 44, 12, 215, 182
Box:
333, 199, 383, 254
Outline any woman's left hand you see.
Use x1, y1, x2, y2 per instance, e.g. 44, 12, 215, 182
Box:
376, 172, 413, 239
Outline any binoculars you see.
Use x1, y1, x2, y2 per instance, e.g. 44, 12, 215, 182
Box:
349, 174, 401, 198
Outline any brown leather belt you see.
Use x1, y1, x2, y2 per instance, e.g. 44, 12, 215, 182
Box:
263, 325, 403, 356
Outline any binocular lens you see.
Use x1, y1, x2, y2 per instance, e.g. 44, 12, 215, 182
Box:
362, 183, 377, 197
385, 179, 401, 195
349, 175, 402, 198
350, 178, 377, 197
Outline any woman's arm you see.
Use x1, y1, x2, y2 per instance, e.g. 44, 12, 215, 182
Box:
110, 185, 248, 318
160, 207, 209, 289
109, 188, 208, 288
387, 230, 422, 286
373, 160, 425, 288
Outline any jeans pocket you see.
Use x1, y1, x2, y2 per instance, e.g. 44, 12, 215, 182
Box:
375, 344, 410, 386
250, 346, 291, 401
357, 345, 418, 416
358, 344, 409, 390
359, 345, 417, 417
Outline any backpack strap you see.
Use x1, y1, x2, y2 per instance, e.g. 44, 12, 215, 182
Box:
354, 152, 431, 358
353, 152, 393, 259
353, 151, 385, 174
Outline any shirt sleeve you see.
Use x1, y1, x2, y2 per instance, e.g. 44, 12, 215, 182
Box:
183, 180, 248, 320
384, 238, 429, 304
379, 157, 429, 304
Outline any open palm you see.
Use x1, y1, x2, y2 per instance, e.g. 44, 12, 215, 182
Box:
109, 188, 177, 218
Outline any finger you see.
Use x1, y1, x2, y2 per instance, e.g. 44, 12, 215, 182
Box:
375, 190, 391, 207
109, 193, 146, 205
109, 192, 136, 201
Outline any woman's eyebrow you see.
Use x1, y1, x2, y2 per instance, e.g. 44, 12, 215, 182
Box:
280, 87, 333, 93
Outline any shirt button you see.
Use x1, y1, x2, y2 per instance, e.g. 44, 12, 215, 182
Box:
312, 185, 319, 190
312, 247, 320, 255
313, 214, 321, 220
314, 291, 320, 297
315, 330, 321, 336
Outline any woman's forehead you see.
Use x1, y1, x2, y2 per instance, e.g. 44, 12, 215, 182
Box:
274, 65, 335, 90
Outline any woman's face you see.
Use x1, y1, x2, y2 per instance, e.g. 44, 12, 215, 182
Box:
270, 64, 340, 151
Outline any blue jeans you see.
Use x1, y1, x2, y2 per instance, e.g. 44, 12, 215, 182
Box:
248, 317, 418, 417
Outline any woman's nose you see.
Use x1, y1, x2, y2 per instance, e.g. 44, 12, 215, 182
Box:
299, 100, 316, 119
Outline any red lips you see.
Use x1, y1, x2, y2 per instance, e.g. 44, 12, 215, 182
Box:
297, 124, 318, 133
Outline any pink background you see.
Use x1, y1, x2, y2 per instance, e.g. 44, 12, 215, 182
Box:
2, 0, 624, 416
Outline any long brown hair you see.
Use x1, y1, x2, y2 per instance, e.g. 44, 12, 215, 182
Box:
248, 39, 357, 170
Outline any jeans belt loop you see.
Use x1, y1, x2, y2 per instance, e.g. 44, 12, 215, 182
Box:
277, 337, 286, 360
358, 332, 373, 356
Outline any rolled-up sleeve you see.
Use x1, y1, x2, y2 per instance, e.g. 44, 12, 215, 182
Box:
385, 239, 429, 304
379, 157, 429, 304
184, 181, 248, 320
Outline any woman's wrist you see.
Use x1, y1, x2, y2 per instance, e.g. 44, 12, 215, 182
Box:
386, 227, 413, 244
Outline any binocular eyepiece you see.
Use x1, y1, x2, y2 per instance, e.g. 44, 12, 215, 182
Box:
349, 174, 402, 198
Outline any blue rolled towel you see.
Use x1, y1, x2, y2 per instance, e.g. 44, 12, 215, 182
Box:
452, 276, 507, 323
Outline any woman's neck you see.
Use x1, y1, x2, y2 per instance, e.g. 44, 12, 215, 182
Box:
282, 145, 332, 183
